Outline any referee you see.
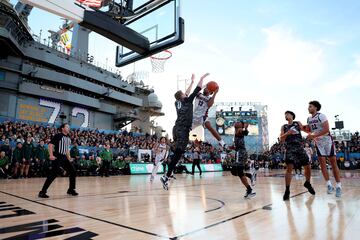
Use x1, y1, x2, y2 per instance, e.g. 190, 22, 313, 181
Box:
191, 147, 202, 176
38, 123, 78, 198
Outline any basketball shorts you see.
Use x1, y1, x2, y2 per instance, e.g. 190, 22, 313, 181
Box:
172, 126, 190, 151
192, 115, 209, 129
235, 149, 248, 165
154, 156, 165, 165
315, 137, 336, 157
285, 146, 309, 167
231, 149, 249, 177
231, 164, 245, 177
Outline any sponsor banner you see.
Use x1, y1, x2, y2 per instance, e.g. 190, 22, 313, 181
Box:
129, 163, 164, 174
129, 163, 223, 174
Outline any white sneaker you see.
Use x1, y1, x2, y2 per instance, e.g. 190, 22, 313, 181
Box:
327, 185, 335, 194
335, 187, 342, 198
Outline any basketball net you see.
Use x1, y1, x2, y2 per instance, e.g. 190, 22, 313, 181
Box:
150, 50, 172, 73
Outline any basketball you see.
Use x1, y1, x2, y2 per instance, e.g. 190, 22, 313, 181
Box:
206, 81, 219, 92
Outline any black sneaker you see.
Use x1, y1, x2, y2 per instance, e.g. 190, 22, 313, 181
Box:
304, 181, 316, 195
283, 190, 290, 201
160, 176, 169, 190
38, 191, 49, 198
67, 189, 79, 196
244, 189, 256, 199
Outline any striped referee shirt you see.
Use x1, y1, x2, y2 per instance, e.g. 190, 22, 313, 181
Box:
50, 133, 71, 156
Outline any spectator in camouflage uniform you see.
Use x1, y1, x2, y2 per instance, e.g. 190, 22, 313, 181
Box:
70, 142, 80, 171
70, 142, 80, 163
112, 156, 127, 175
87, 154, 99, 176
0, 139, 12, 160
12, 141, 24, 178
35, 140, 49, 177
77, 155, 88, 176
0, 151, 10, 178
22, 135, 34, 178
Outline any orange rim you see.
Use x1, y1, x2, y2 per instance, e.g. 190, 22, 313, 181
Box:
150, 50, 172, 60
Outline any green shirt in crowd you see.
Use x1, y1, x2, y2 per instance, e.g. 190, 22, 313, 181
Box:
112, 159, 126, 169
0, 156, 9, 168
12, 148, 24, 163
22, 142, 34, 161
99, 149, 113, 162
70, 146, 80, 159
89, 159, 98, 167
35, 145, 49, 161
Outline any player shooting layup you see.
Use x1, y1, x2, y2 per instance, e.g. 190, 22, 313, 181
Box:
186, 74, 226, 147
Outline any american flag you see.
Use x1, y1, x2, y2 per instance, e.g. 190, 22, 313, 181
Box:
76, 0, 103, 8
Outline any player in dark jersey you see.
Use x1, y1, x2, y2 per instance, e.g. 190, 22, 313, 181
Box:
280, 111, 315, 201
160, 73, 208, 190
231, 121, 256, 199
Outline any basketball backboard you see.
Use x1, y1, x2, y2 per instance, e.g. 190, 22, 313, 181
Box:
115, 0, 184, 67
21, 0, 184, 67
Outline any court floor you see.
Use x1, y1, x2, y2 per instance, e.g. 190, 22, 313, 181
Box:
1, 169, 360, 239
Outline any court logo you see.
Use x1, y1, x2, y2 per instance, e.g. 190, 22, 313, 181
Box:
0, 202, 98, 239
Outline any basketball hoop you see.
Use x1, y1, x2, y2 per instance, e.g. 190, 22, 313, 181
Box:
150, 50, 172, 73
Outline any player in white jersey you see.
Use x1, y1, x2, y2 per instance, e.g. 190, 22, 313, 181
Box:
303, 101, 342, 197
150, 137, 169, 182
185, 74, 225, 147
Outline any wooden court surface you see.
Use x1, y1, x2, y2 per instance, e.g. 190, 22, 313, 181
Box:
1, 169, 360, 239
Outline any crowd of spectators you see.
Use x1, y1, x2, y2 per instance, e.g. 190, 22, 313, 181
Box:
1, 121, 359, 179
0, 121, 224, 179
263, 132, 360, 170
261, 139, 319, 169
335, 132, 360, 153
